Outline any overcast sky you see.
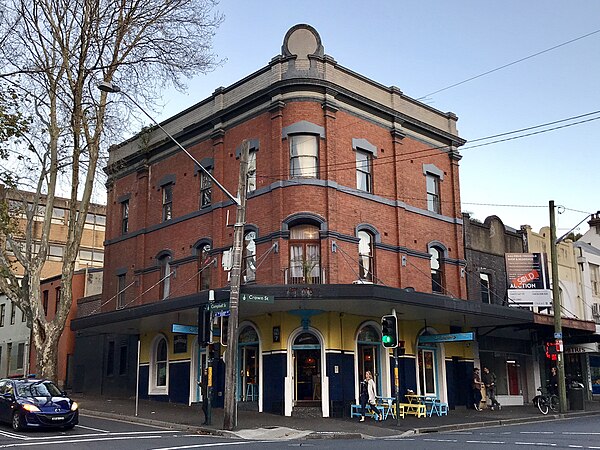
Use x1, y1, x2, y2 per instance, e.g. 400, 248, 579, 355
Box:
152, 0, 600, 234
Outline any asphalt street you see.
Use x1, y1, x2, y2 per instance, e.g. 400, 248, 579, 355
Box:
0, 413, 599, 449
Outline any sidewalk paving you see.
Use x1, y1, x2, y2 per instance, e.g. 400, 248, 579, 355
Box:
74, 394, 600, 440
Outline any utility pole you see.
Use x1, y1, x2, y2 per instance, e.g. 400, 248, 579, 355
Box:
223, 140, 249, 430
549, 200, 568, 413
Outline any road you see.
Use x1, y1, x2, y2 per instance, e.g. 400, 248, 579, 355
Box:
0, 413, 599, 449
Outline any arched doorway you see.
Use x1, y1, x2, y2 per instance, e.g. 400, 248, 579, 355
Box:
238, 325, 259, 404
356, 325, 382, 393
292, 332, 321, 406
189, 336, 208, 405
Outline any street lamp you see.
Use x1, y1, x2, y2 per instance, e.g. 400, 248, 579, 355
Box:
98, 81, 247, 430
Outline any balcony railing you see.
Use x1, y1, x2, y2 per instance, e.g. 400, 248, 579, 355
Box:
284, 267, 326, 284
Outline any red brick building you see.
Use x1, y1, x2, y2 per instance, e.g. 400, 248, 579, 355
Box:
73, 24, 530, 416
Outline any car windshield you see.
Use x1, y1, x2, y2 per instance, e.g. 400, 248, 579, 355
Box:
16, 381, 63, 398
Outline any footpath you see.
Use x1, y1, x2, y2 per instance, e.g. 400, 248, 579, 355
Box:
75, 395, 600, 441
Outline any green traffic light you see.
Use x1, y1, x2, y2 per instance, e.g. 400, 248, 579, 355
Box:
382, 335, 392, 343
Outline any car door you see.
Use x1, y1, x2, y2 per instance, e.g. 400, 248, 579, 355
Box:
0, 381, 10, 422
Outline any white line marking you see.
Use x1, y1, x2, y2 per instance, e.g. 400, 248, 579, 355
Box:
1, 430, 179, 442
521, 431, 554, 434
564, 432, 600, 435
75, 424, 110, 433
0, 431, 27, 441
152, 441, 275, 450
0, 435, 162, 448
568, 446, 583, 448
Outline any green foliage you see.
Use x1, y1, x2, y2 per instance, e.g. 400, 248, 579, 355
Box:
0, 85, 31, 161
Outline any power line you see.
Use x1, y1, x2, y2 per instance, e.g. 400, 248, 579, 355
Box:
417, 28, 600, 99
256, 109, 600, 180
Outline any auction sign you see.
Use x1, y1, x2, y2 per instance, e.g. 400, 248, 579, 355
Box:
505, 253, 552, 307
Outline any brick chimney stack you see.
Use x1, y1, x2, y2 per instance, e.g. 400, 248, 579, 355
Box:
588, 211, 600, 235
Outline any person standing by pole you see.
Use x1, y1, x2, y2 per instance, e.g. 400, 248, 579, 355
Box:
482, 367, 501, 410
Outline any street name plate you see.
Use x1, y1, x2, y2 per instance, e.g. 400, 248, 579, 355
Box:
241, 293, 275, 304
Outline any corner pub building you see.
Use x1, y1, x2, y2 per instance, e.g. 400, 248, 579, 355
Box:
72, 24, 532, 417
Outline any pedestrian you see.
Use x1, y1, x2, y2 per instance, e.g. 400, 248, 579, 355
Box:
548, 366, 559, 396
472, 368, 483, 411
482, 366, 501, 410
200, 368, 209, 425
359, 371, 382, 422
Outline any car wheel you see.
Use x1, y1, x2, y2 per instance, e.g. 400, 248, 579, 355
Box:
12, 412, 24, 431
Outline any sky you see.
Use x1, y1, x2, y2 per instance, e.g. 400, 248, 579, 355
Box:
151, 0, 600, 235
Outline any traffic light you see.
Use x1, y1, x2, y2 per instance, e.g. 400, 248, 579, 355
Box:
545, 341, 558, 360
198, 305, 211, 347
381, 314, 398, 348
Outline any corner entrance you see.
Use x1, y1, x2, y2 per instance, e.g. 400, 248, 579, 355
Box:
292, 332, 321, 407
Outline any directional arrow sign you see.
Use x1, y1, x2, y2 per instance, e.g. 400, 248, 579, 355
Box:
241, 293, 274, 304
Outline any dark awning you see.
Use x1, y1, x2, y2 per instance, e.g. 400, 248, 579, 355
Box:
71, 284, 534, 334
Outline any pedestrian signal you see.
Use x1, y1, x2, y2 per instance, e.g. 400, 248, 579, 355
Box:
381, 315, 398, 348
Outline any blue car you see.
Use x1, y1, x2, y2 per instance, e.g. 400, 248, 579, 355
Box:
0, 378, 79, 431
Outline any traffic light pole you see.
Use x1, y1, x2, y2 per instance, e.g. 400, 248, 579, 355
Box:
394, 347, 400, 426
549, 200, 568, 413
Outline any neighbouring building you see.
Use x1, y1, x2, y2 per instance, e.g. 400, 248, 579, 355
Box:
0, 185, 106, 379
72, 24, 534, 416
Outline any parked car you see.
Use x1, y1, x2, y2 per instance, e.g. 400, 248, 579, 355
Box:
0, 378, 79, 431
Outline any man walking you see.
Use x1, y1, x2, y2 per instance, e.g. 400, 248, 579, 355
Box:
482, 366, 501, 411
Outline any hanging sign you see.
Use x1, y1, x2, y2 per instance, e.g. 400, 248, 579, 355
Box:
418, 332, 474, 343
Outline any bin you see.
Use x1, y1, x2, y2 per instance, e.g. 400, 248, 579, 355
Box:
568, 386, 585, 410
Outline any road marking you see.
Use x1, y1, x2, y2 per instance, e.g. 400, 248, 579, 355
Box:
0, 435, 162, 448
0, 430, 179, 442
521, 431, 554, 434
153, 441, 275, 450
568, 446, 583, 448
564, 433, 600, 435
0, 431, 27, 440
515, 443, 555, 446
423, 439, 458, 442
75, 424, 110, 433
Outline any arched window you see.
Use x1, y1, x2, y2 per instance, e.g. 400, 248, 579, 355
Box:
243, 231, 256, 283
358, 230, 375, 282
429, 246, 444, 293
289, 225, 321, 284
150, 335, 168, 394
158, 254, 172, 299
198, 244, 211, 291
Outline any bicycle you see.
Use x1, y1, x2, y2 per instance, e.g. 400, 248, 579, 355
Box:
533, 386, 559, 415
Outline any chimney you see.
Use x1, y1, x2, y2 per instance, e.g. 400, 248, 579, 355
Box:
588, 211, 600, 235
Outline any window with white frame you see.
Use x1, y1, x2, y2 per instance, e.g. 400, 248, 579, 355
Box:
480, 273, 491, 303
121, 200, 129, 234
591, 264, 600, 297
429, 246, 444, 293
159, 254, 172, 300
117, 274, 126, 309
426, 173, 441, 214
162, 184, 173, 221
150, 336, 168, 394
290, 135, 318, 178
247, 149, 257, 193
243, 231, 256, 283
356, 150, 372, 193
200, 169, 212, 208
358, 230, 375, 282
289, 224, 321, 284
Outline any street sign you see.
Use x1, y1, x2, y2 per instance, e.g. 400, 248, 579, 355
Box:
209, 301, 230, 312
241, 293, 274, 304
214, 310, 230, 318
418, 332, 475, 343
172, 324, 198, 335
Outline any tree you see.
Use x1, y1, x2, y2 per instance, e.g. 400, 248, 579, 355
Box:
0, 0, 223, 381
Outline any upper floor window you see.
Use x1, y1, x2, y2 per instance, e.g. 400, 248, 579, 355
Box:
591, 264, 600, 297
289, 224, 321, 284
162, 184, 173, 221
121, 200, 129, 234
159, 254, 172, 299
429, 246, 444, 293
356, 150, 372, 193
55, 287, 61, 314
480, 273, 491, 303
0, 304, 5, 327
358, 230, 375, 282
290, 135, 318, 178
42, 290, 49, 315
79, 248, 104, 263
198, 244, 211, 291
117, 274, 126, 309
247, 149, 257, 193
243, 231, 256, 283
426, 173, 441, 214
10, 303, 15, 325
200, 169, 212, 208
